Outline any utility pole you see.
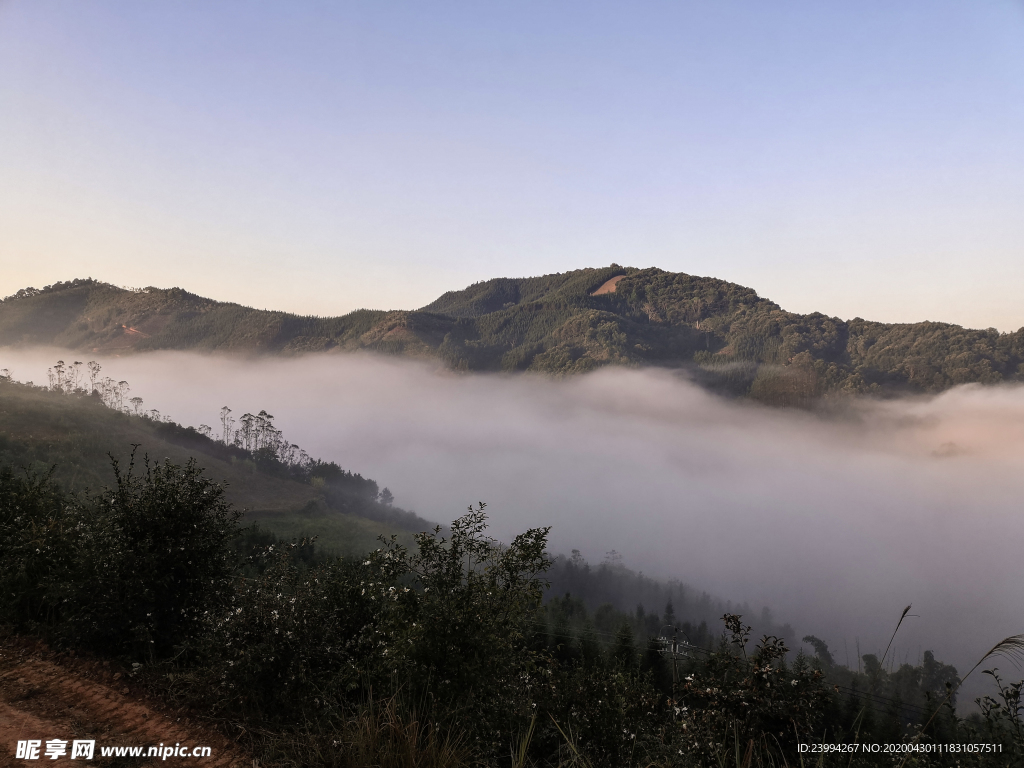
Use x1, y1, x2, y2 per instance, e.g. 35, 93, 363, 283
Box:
659, 624, 691, 703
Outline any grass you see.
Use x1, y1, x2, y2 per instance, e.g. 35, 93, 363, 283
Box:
251, 508, 416, 557
0, 381, 409, 558
243, 694, 472, 768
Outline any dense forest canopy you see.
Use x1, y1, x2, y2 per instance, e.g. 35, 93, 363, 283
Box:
2, 269, 1023, 403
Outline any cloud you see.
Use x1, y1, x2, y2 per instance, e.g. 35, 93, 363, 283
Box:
4, 347, 1023, 696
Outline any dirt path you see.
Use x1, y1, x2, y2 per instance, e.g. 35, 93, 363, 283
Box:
0, 637, 250, 766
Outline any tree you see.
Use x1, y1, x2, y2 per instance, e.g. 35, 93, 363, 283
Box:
613, 623, 638, 669
374, 503, 552, 741
219, 406, 234, 445
87, 361, 101, 393
922, 649, 960, 705
116, 381, 129, 410
0, 452, 240, 661
803, 634, 835, 669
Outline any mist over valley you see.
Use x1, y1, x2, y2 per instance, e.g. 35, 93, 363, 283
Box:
6, 4, 1024, 760
4, 345, 1021, 706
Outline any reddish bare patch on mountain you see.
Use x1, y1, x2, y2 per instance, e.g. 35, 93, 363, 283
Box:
590, 275, 626, 295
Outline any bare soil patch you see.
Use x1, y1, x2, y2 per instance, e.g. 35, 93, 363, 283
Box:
590, 275, 626, 295
0, 636, 249, 766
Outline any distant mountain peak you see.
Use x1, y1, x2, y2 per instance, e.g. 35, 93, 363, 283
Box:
2, 266, 1020, 402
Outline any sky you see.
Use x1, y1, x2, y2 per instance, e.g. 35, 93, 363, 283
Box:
2, 1, 1023, 329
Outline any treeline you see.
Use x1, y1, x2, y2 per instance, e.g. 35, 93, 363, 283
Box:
151, 408, 435, 532
2, 458, 1020, 767
390, 266, 1024, 390
1, 276, 103, 302
602, 269, 1024, 401
535, 593, 997, 752
0, 278, 391, 354
3, 362, 433, 533
544, 550, 796, 647
5, 270, 1023, 401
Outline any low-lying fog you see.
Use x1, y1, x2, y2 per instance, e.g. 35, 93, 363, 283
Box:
5, 348, 1023, 698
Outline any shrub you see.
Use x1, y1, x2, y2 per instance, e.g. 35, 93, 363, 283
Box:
0, 452, 240, 660
675, 615, 833, 765
0, 466, 76, 632
63, 452, 241, 658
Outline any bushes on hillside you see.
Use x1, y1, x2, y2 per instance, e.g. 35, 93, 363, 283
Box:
190, 505, 552, 758
2, 456, 1022, 766
0, 453, 239, 659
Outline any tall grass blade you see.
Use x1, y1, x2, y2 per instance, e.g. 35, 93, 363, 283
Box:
548, 713, 592, 767
881, 605, 911, 668
511, 713, 536, 768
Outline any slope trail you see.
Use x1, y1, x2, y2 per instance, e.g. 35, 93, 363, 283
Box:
0, 636, 250, 766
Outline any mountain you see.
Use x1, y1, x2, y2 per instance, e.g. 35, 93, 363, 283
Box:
0, 380, 423, 555
3, 268, 1023, 403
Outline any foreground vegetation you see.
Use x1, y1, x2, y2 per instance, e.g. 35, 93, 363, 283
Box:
4, 269, 1024, 403
1, 364, 1021, 765
2, 452, 1021, 767
0, 373, 427, 555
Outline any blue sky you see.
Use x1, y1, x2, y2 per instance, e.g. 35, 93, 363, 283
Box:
2, 1, 1023, 328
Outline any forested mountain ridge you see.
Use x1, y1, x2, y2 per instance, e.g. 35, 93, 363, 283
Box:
3, 269, 1022, 402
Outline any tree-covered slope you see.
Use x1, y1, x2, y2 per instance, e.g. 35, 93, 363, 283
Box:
0, 279, 393, 354
0, 380, 423, 555
4, 268, 1023, 401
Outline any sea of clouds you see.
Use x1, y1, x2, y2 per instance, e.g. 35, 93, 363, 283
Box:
4, 347, 1023, 698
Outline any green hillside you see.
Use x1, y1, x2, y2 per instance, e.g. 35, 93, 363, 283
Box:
0, 380, 419, 555
4, 269, 1023, 403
